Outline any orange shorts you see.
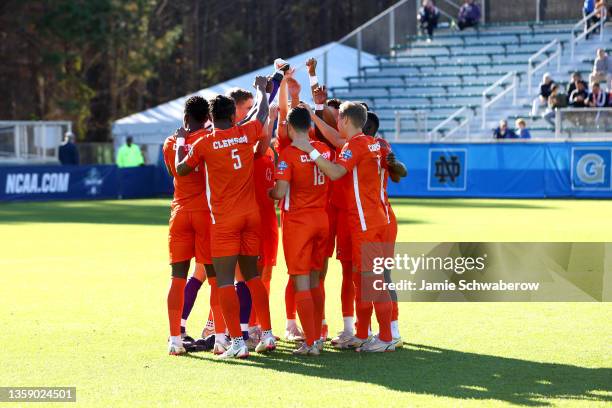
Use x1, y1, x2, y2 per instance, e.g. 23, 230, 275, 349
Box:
324, 203, 338, 258
351, 224, 388, 274
211, 210, 261, 258
283, 210, 329, 275
168, 210, 212, 264
336, 209, 352, 262
257, 210, 279, 266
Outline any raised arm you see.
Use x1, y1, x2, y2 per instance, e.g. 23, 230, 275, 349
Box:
253, 75, 270, 125
256, 103, 278, 156
299, 102, 344, 148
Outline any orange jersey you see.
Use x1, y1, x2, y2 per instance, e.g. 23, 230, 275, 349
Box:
254, 146, 276, 211
336, 133, 389, 232
186, 120, 263, 223
275, 141, 331, 213
163, 129, 210, 212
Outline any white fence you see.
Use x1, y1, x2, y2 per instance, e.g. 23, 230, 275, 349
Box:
0, 121, 72, 164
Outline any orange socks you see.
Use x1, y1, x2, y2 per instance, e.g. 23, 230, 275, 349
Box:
218, 285, 241, 338
341, 260, 355, 317
391, 301, 399, 322
167, 277, 186, 337
208, 277, 226, 334
310, 286, 324, 342
295, 289, 316, 346
285, 278, 296, 319
374, 301, 393, 342
246, 277, 271, 331
318, 277, 326, 321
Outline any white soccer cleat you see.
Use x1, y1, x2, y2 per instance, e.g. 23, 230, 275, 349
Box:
255, 334, 277, 353
356, 335, 396, 353
168, 338, 186, 356
292, 342, 320, 356
212, 336, 231, 355
333, 334, 369, 350
218, 339, 249, 359
285, 323, 304, 342
392, 336, 403, 349
331, 330, 354, 347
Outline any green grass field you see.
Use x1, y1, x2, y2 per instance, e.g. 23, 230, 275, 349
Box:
0, 198, 610, 407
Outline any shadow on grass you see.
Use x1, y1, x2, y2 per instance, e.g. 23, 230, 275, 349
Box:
390, 198, 556, 210
0, 200, 172, 225
184, 342, 611, 406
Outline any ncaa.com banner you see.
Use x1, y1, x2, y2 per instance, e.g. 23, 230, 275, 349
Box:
360, 242, 612, 302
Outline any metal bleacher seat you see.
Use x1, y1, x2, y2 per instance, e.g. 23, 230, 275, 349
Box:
330, 18, 610, 140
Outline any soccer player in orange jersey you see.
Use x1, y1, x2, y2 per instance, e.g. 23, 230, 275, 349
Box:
363, 111, 407, 347
175, 76, 275, 359
292, 101, 396, 352
269, 106, 331, 355
163, 96, 219, 355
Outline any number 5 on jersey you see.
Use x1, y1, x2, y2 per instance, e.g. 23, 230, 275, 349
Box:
231, 148, 242, 170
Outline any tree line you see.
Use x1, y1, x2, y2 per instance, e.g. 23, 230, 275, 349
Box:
0, 0, 393, 141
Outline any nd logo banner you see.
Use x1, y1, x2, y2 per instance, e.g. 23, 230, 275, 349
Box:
571, 148, 612, 191
428, 148, 467, 191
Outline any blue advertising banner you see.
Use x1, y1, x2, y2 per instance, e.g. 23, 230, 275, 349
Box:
387, 141, 612, 198
0, 165, 160, 201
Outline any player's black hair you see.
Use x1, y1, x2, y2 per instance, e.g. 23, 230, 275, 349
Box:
287, 106, 311, 133
363, 111, 380, 136
184, 96, 209, 123
209, 95, 236, 122
326, 98, 342, 109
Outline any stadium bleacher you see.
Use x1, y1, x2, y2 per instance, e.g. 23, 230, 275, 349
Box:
331, 20, 612, 140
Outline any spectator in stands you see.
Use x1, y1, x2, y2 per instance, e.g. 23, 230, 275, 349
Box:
418, 0, 441, 42
543, 84, 564, 126
588, 82, 609, 106
570, 80, 589, 107
58, 131, 79, 165
589, 48, 611, 88
457, 0, 481, 31
515, 119, 532, 139
116, 136, 144, 168
584, 0, 597, 38
594, 0, 608, 31
493, 120, 517, 139
567, 72, 589, 96
531, 73, 555, 116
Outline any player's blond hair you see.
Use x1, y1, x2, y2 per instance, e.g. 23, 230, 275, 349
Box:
339, 101, 367, 129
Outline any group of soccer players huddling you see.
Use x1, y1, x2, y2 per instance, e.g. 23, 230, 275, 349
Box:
163, 57, 407, 358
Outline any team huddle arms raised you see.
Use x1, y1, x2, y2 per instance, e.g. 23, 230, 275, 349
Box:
162, 57, 407, 358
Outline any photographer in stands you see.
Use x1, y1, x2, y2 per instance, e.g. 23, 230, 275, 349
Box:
418, 0, 441, 42
457, 0, 481, 31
